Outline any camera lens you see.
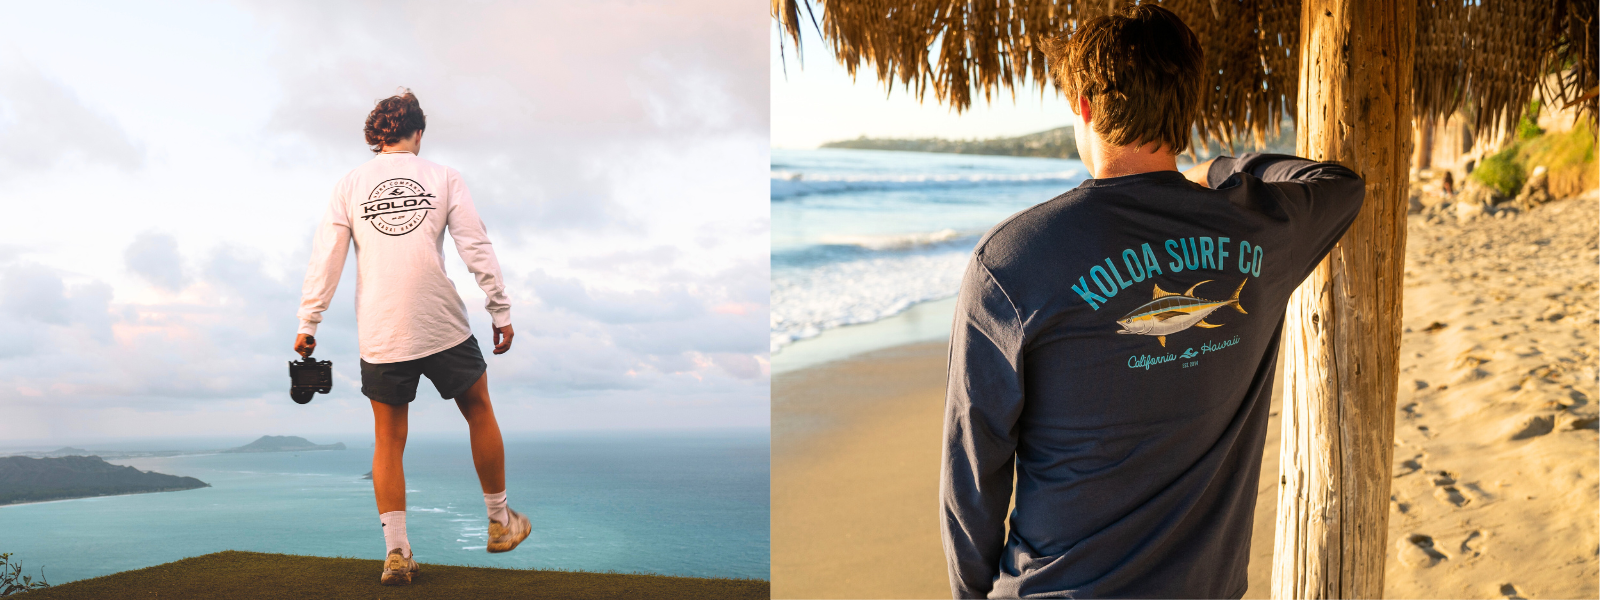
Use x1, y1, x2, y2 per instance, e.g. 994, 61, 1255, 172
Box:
290, 388, 315, 404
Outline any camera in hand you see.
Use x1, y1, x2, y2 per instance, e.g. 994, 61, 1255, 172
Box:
289, 335, 333, 404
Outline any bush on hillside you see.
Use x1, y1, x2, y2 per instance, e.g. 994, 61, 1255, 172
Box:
0, 553, 49, 596
1471, 146, 1526, 198
1517, 118, 1597, 198
1517, 99, 1545, 140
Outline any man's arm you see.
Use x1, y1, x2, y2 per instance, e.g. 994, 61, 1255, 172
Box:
1206, 153, 1366, 277
444, 170, 514, 354
294, 184, 353, 356
941, 258, 1026, 599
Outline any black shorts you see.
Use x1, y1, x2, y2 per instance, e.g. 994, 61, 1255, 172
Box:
360, 335, 487, 405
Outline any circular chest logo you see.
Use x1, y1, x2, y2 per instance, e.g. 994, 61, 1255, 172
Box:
361, 178, 436, 236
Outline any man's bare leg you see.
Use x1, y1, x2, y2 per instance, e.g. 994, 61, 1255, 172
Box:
372, 400, 409, 513
456, 372, 528, 552
455, 373, 505, 494
371, 399, 418, 583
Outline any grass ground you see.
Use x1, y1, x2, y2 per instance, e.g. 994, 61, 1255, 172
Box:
23, 551, 769, 599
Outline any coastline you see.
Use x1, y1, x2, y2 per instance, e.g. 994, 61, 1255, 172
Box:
0, 485, 211, 508
772, 296, 958, 376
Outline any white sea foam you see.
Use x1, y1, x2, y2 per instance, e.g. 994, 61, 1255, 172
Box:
771, 170, 1082, 200
771, 248, 972, 352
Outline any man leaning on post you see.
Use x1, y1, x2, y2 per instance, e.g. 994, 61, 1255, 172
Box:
939, 6, 1366, 598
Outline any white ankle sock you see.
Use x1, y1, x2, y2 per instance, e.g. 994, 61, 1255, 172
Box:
380, 510, 410, 557
484, 491, 509, 525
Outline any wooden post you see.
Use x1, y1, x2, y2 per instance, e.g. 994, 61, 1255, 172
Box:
1271, 0, 1413, 597
1415, 116, 1435, 171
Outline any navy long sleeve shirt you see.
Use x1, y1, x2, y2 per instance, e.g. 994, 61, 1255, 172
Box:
940, 154, 1364, 599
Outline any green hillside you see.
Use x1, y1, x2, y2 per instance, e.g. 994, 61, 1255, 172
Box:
0, 455, 208, 505
26, 551, 769, 600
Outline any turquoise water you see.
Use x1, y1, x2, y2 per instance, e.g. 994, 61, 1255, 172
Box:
0, 430, 769, 584
771, 148, 1088, 353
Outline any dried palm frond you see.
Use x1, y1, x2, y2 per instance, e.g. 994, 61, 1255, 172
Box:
773, 0, 1298, 151
776, 0, 1598, 150
1540, 0, 1597, 123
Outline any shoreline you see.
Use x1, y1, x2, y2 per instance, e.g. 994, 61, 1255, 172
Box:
0, 485, 212, 509
773, 296, 958, 375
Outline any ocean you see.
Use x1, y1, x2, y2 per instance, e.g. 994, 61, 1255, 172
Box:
0, 430, 769, 584
771, 148, 1088, 357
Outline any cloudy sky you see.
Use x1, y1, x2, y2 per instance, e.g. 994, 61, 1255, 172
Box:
0, 0, 769, 445
771, 18, 1072, 149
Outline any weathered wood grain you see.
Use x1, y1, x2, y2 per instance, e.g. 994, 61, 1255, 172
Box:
1273, 0, 1414, 597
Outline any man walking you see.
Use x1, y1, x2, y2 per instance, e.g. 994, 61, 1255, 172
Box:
940, 6, 1365, 598
295, 90, 531, 586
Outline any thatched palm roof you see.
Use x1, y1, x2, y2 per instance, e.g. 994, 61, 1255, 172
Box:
775, 0, 1597, 147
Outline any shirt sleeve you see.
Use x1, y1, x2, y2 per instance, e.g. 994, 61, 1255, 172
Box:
1208, 152, 1366, 279
444, 169, 512, 328
941, 256, 1026, 599
296, 181, 353, 336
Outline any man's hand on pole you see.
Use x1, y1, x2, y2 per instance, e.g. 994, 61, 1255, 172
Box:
493, 324, 514, 355
294, 334, 316, 358
1182, 157, 1216, 188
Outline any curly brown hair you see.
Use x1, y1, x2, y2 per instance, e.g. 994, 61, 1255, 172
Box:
364, 90, 427, 153
1045, 5, 1204, 154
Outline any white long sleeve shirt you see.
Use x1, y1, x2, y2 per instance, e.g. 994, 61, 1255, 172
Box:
297, 152, 511, 364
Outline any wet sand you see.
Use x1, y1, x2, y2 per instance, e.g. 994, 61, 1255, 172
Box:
771, 192, 1598, 599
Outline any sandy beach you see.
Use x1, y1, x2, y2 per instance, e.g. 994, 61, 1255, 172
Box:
771, 191, 1598, 599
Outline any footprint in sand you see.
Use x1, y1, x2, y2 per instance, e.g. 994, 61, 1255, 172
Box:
1434, 485, 1470, 507
1558, 413, 1600, 431
1390, 493, 1411, 514
1430, 470, 1456, 485
1428, 471, 1472, 507
1569, 389, 1591, 407
1459, 530, 1488, 558
1393, 457, 1423, 478
1506, 414, 1556, 440
1461, 482, 1496, 503
1398, 533, 1448, 568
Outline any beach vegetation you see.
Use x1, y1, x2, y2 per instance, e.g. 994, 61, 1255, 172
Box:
1471, 99, 1596, 198
1518, 117, 1597, 197
1471, 147, 1526, 198
1517, 99, 1545, 140
0, 553, 50, 596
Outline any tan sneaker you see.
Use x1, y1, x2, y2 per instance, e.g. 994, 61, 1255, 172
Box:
487, 508, 531, 553
380, 548, 419, 585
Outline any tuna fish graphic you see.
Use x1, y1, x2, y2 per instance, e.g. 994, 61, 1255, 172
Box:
1115, 279, 1248, 347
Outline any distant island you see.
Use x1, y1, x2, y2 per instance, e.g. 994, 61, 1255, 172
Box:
822, 126, 1080, 159
820, 123, 1298, 163
0, 455, 209, 505
223, 436, 346, 454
